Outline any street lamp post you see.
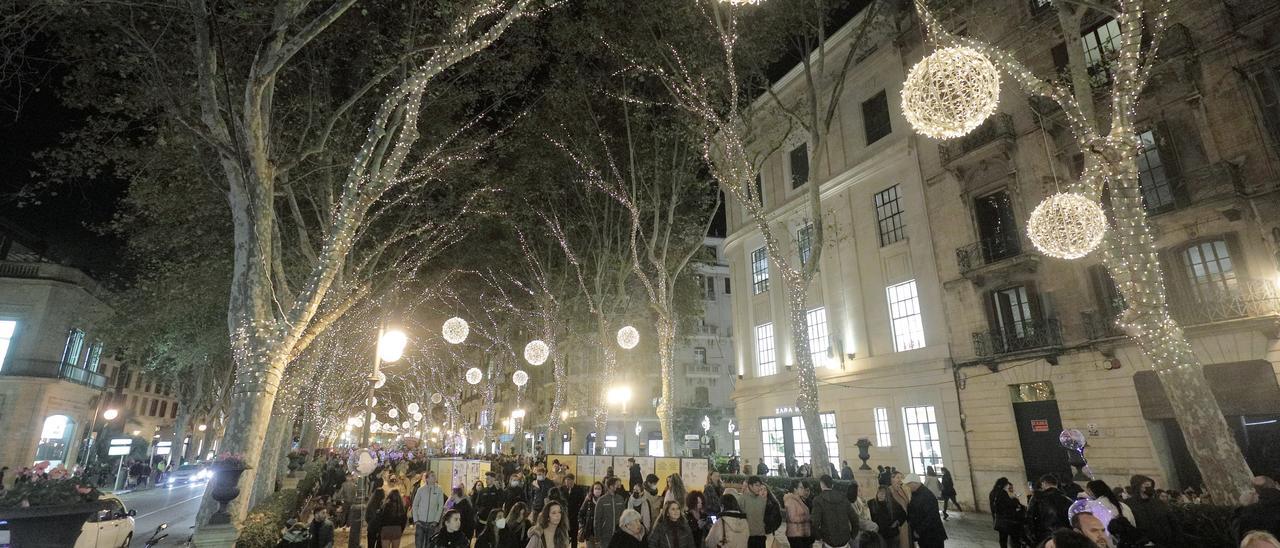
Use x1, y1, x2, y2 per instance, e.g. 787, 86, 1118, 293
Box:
605, 386, 631, 454
350, 323, 407, 548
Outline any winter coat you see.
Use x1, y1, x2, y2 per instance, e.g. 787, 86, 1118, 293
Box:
1027, 487, 1073, 542
704, 483, 724, 516
308, 518, 335, 548
649, 516, 696, 548
706, 510, 750, 548
434, 528, 472, 548
809, 489, 857, 547
630, 494, 655, 530
1234, 488, 1280, 542
579, 496, 598, 540
610, 530, 648, 548
594, 492, 630, 548
763, 492, 784, 533
476, 522, 503, 548
840, 466, 854, 481
782, 492, 812, 538
989, 490, 1025, 533
940, 475, 956, 500
529, 478, 556, 513
506, 485, 528, 508
452, 497, 478, 539
524, 525, 570, 548
644, 489, 663, 527
923, 476, 942, 498
756, 462, 769, 476
476, 485, 506, 518
906, 488, 947, 545
685, 510, 711, 548
867, 499, 905, 540
1128, 496, 1184, 547
630, 464, 644, 490
501, 520, 532, 548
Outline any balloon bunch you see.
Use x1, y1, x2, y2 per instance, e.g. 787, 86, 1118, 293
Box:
1059, 428, 1094, 480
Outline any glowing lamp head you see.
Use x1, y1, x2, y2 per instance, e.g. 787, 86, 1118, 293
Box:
102, 409, 119, 421
407, 402, 420, 415
378, 329, 408, 362
1027, 192, 1108, 260
512, 370, 529, 387
901, 46, 1001, 139
511, 409, 526, 419
198, 424, 208, 432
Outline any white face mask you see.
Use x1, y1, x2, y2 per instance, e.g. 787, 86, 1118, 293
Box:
495, 518, 507, 529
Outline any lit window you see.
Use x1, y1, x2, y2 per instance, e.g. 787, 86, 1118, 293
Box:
1137, 130, 1176, 212
806, 307, 831, 367
874, 407, 892, 447
1082, 19, 1122, 86
61, 328, 85, 367
760, 417, 786, 471
903, 405, 943, 475
792, 412, 840, 468
0, 320, 17, 371
85, 342, 104, 373
751, 247, 770, 294
755, 323, 776, 376
874, 185, 906, 246
1181, 239, 1237, 300
887, 280, 926, 351
797, 224, 814, 266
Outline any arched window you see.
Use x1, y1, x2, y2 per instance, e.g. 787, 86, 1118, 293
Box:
35, 414, 75, 466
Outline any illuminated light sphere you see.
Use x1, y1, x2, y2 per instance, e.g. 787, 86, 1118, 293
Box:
413, 412, 423, 421
1027, 192, 1108, 260
103, 409, 119, 421
368, 396, 378, 407
378, 329, 408, 362
401, 420, 411, 429
901, 46, 1001, 139
466, 367, 484, 385
442, 317, 469, 344
512, 370, 529, 387
524, 340, 549, 366
616, 326, 640, 350
388, 408, 399, 419
431, 392, 443, 405
407, 402, 420, 415
719, 0, 763, 4
373, 370, 387, 389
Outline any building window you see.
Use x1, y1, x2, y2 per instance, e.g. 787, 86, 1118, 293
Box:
874, 185, 906, 246
903, 405, 943, 475
129, 395, 138, 414
806, 307, 831, 367
761, 417, 786, 471
702, 276, 716, 300
991, 285, 1036, 338
1137, 129, 1176, 212
1009, 381, 1056, 403
755, 323, 777, 377
159, 401, 168, 418
61, 328, 85, 367
171, 404, 179, 419
694, 387, 710, 407
1082, 19, 1122, 86
973, 189, 1021, 263
1181, 239, 1237, 300
751, 247, 770, 294
694, 347, 707, 364
874, 407, 892, 447
797, 223, 814, 266
724, 277, 731, 295
0, 320, 16, 371
1250, 62, 1280, 148
887, 280, 926, 351
792, 412, 839, 467
85, 342, 104, 373
789, 143, 810, 189
35, 415, 75, 467
150, 399, 159, 417
863, 90, 892, 145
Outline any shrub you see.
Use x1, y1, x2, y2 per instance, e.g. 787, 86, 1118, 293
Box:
720, 474, 853, 499
236, 489, 301, 548
1170, 503, 1236, 548
296, 460, 326, 499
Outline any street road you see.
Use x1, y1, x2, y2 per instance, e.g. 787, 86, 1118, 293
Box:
117, 482, 206, 547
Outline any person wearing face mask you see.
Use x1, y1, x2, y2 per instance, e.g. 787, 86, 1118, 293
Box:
433, 509, 471, 548
448, 486, 477, 542
1126, 474, 1183, 547
477, 472, 506, 526
580, 482, 605, 548
476, 510, 505, 548
529, 466, 557, 515
629, 483, 655, 530
611, 508, 648, 548
502, 503, 533, 548
507, 472, 529, 509
644, 475, 663, 525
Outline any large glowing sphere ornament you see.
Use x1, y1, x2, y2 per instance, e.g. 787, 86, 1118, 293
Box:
901, 46, 1001, 139
466, 367, 484, 385
719, 0, 763, 4
442, 317, 469, 344
407, 402, 420, 415
388, 408, 399, 419
524, 340, 549, 366
373, 370, 387, 389
616, 326, 640, 350
431, 392, 443, 405
1027, 192, 1108, 260
513, 370, 529, 387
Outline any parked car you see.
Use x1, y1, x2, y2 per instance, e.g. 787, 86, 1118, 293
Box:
0, 495, 135, 548
166, 463, 212, 486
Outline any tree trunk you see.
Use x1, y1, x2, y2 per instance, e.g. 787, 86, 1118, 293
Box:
655, 314, 676, 455
298, 409, 320, 453
169, 406, 191, 468
546, 351, 567, 451
593, 318, 618, 454
781, 274, 828, 469
195, 354, 283, 525
249, 407, 291, 508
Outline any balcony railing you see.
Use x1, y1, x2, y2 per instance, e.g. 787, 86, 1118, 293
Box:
939, 113, 1015, 165
0, 358, 107, 389
1081, 310, 1126, 340
687, 363, 720, 375
1169, 279, 1280, 326
956, 233, 1024, 274
972, 318, 1062, 358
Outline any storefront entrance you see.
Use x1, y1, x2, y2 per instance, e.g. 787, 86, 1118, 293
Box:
1009, 382, 1071, 485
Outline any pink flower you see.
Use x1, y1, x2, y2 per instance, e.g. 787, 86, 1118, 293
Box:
34, 461, 51, 471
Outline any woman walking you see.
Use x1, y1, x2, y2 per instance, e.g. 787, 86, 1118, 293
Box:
581, 482, 604, 548
476, 509, 506, 548
685, 491, 711, 548
526, 500, 572, 548
869, 485, 907, 548
888, 472, 912, 548
366, 489, 385, 548
663, 475, 689, 511
939, 468, 960, 520
706, 495, 749, 548
502, 503, 533, 548
380, 489, 409, 548
988, 478, 1026, 548
649, 500, 696, 548
434, 509, 473, 548
782, 480, 812, 548
610, 509, 648, 548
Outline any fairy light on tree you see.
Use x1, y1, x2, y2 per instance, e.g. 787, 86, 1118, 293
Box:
901, 46, 1001, 139
512, 370, 529, 387
908, 0, 1253, 501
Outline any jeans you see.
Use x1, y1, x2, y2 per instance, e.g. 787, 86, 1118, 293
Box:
415, 521, 437, 548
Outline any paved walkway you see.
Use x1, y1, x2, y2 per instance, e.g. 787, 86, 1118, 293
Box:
333, 512, 1002, 547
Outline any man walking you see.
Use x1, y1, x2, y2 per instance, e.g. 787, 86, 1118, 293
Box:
549, 473, 587, 541
594, 477, 629, 548
904, 475, 947, 548
741, 476, 782, 548
1028, 474, 1073, 544
412, 471, 445, 548
628, 458, 643, 493
811, 475, 858, 548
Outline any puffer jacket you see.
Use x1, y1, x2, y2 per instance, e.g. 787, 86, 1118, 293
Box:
809, 489, 856, 547
706, 510, 749, 548
648, 516, 696, 548
782, 492, 811, 538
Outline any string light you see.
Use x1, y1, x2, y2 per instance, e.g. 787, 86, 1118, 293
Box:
1027, 192, 1108, 259
442, 317, 469, 344
616, 326, 640, 349
901, 46, 1001, 139
523, 340, 549, 365
466, 367, 483, 385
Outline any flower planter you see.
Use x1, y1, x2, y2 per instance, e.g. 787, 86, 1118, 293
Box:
208, 466, 247, 525
0, 501, 104, 547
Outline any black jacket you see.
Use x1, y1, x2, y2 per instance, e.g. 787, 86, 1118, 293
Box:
610, 531, 647, 548
906, 488, 947, 544
506, 486, 528, 509
1234, 488, 1280, 542
756, 463, 768, 476
454, 498, 477, 539
1028, 488, 1073, 541
501, 521, 531, 548
649, 517, 696, 548
529, 478, 556, 513
1128, 496, 1184, 547
988, 490, 1024, 533
810, 488, 857, 547
867, 498, 904, 540
839, 466, 854, 481
629, 464, 644, 490
763, 492, 784, 533
476, 485, 506, 517
435, 529, 472, 548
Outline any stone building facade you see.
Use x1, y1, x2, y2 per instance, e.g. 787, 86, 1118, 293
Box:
908, 0, 1280, 504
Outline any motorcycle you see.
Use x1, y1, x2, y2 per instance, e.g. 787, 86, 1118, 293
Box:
143, 522, 168, 547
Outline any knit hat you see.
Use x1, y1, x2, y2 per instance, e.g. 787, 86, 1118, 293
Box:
619, 508, 643, 528
904, 474, 922, 485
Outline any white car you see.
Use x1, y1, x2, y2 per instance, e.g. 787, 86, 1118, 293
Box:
75, 495, 136, 548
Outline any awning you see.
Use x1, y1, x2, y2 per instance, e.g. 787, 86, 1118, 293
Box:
1134, 361, 1280, 420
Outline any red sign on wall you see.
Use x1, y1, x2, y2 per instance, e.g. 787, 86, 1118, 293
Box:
1030, 419, 1049, 432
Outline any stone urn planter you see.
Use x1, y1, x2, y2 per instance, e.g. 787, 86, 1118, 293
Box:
0, 501, 104, 547
855, 438, 873, 470
207, 466, 247, 525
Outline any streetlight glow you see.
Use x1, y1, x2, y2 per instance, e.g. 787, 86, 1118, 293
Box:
378, 329, 408, 362
606, 385, 632, 405
511, 408, 526, 419
103, 409, 119, 420
198, 424, 208, 432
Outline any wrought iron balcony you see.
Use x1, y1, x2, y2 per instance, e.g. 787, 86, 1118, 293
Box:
1081, 310, 1126, 340
972, 318, 1062, 358
956, 233, 1024, 274
0, 358, 107, 390
939, 113, 1015, 165
1169, 279, 1280, 326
